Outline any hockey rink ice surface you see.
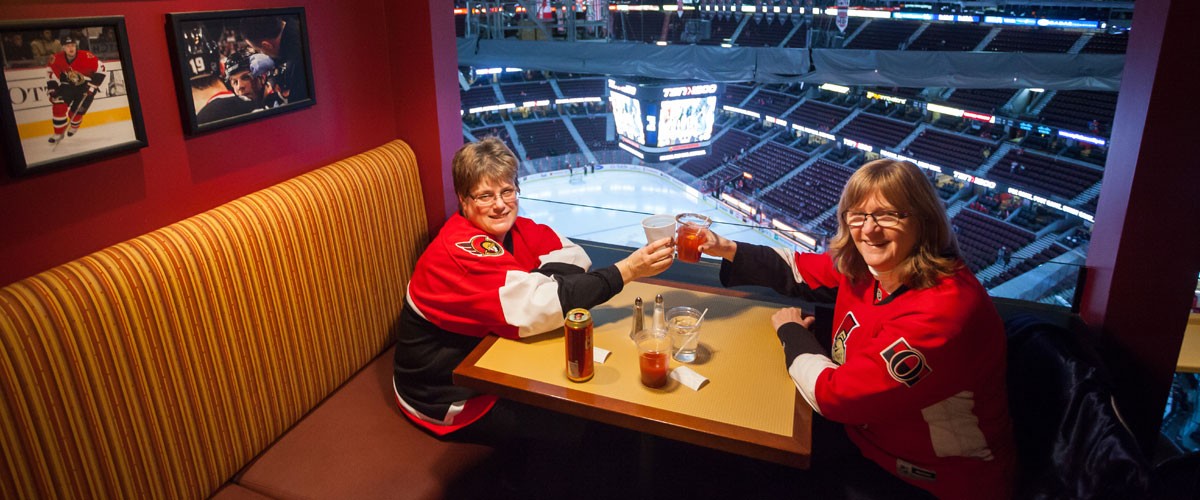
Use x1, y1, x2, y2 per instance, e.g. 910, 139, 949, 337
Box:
13, 92, 137, 169
518, 167, 789, 254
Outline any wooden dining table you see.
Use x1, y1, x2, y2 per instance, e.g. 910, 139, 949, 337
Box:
1178, 313, 1200, 374
453, 278, 813, 469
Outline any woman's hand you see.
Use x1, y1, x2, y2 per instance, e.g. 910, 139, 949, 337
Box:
615, 237, 675, 282
771, 307, 815, 331
697, 228, 737, 261
773, 307, 817, 368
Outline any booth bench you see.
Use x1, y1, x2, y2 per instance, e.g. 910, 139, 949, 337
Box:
0, 140, 495, 499
2, 139, 1166, 499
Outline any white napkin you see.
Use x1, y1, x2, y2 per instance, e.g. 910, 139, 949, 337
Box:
593, 346, 612, 363
670, 366, 709, 390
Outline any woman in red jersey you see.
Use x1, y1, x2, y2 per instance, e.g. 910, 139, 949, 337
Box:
392, 137, 672, 438
701, 159, 1015, 499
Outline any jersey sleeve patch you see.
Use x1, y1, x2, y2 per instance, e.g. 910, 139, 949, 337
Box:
880, 337, 932, 387
455, 235, 505, 257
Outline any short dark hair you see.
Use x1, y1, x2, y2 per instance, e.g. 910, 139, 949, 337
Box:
452, 137, 519, 202
239, 16, 283, 42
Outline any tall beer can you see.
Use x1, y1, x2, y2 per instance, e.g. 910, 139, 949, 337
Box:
564, 308, 594, 382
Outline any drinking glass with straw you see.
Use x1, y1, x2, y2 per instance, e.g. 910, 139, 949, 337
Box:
670, 307, 707, 363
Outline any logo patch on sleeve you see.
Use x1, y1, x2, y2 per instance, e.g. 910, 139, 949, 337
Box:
880, 338, 931, 387
831, 312, 860, 365
456, 235, 505, 257
896, 459, 937, 481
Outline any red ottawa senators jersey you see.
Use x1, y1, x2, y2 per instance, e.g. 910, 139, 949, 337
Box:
47, 50, 102, 87
721, 244, 1016, 500
394, 212, 625, 436
406, 213, 591, 339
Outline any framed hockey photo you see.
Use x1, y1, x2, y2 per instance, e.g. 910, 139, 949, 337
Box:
0, 16, 147, 177
167, 7, 315, 135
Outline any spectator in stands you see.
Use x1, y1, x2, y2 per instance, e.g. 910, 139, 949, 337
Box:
30, 29, 61, 66
391, 138, 674, 491
697, 159, 1015, 499
3, 33, 33, 64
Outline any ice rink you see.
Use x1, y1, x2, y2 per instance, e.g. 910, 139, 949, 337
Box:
518, 166, 794, 254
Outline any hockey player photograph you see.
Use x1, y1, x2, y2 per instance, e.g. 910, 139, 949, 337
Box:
0, 17, 146, 176
167, 8, 315, 135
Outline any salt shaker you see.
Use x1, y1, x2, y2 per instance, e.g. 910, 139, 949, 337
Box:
629, 297, 644, 339
653, 294, 665, 333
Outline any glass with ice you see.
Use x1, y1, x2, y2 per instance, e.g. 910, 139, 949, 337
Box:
666, 306, 703, 363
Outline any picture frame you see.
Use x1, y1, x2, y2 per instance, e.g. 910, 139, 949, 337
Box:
166, 8, 315, 135
0, 16, 148, 177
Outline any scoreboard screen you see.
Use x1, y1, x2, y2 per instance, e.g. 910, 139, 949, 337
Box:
607, 78, 721, 162
657, 96, 717, 147
610, 90, 645, 146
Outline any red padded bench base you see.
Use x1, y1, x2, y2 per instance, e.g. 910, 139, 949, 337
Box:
236, 347, 496, 499
211, 484, 274, 499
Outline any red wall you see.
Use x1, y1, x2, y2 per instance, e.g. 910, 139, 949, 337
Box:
1080, 0, 1200, 448
0, 0, 457, 286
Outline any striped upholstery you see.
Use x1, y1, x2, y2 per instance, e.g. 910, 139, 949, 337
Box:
0, 140, 429, 499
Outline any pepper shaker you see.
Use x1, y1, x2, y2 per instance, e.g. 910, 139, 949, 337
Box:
629, 297, 644, 339
653, 294, 665, 333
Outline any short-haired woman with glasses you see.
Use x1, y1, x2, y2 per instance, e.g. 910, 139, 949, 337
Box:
392, 138, 673, 494
699, 159, 1014, 499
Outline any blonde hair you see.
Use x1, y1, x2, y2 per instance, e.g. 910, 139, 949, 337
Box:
827, 159, 961, 289
451, 137, 519, 201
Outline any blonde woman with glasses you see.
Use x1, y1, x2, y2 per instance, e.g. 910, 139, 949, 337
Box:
699, 159, 1015, 500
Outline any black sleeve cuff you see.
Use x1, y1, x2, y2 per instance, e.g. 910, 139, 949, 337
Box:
779, 323, 827, 359
534, 262, 586, 278
719, 242, 778, 287
554, 265, 625, 312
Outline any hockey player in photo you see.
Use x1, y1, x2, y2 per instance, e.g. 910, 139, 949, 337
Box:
45, 36, 105, 145
182, 25, 258, 124
238, 15, 308, 104
223, 49, 283, 110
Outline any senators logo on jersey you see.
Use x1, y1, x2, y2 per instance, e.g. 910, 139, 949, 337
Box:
455, 235, 505, 257
880, 337, 932, 387
831, 311, 860, 365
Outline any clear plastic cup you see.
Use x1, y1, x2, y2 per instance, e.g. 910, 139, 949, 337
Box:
675, 213, 711, 263
641, 214, 677, 246
634, 329, 671, 388
666, 306, 703, 363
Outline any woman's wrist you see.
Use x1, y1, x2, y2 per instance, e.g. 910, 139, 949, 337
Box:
615, 259, 634, 283
716, 238, 737, 261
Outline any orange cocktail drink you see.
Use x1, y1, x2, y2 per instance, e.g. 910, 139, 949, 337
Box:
675, 213, 711, 263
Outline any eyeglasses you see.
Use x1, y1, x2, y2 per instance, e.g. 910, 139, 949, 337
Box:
843, 210, 911, 228
468, 187, 519, 206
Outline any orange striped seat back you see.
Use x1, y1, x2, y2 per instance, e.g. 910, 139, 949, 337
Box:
0, 140, 429, 499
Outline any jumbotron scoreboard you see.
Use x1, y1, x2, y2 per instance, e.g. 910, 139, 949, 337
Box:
608, 77, 722, 163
